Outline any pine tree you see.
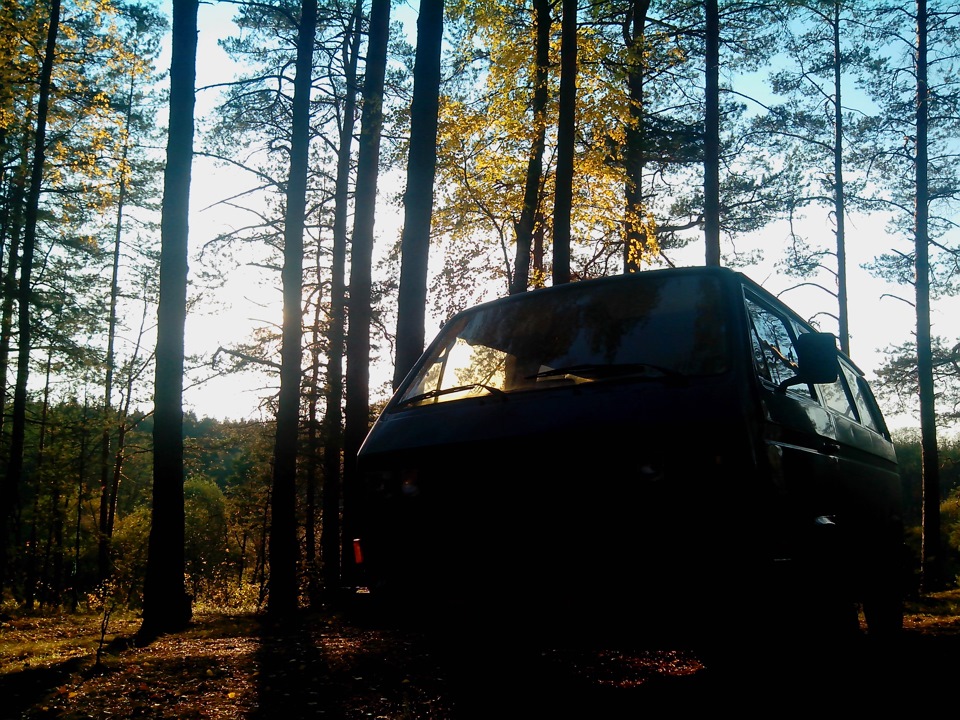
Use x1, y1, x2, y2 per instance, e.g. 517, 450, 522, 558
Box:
267, 0, 319, 617
139, 0, 198, 640
342, 0, 390, 588
861, 1, 960, 591
393, 0, 444, 386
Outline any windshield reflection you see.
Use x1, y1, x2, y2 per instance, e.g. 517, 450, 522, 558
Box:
397, 274, 730, 408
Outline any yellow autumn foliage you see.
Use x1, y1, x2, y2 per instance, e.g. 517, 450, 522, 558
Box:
433, 0, 665, 299
3, 0, 152, 238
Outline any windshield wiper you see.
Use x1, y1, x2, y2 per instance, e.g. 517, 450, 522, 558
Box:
395, 383, 507, 408
526, 362, 687, 383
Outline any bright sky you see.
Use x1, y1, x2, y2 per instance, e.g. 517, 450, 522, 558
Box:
171, 2, 954, 433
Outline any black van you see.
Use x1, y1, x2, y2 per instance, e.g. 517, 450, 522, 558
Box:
354, 266, 904, 648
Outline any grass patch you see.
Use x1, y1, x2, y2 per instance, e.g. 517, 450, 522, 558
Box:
0, 612, 140, 675
906, 587, 960, 617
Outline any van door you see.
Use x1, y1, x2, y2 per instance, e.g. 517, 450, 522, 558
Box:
813, 356, 903, 627
744, 291, 841, 565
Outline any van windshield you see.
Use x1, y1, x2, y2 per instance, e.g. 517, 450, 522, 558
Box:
396, 274, 730, 408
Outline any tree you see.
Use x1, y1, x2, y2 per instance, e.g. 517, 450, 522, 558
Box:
393, 0, 444, 387
913, 0, 940, 593
0, 0, 164, 601
703, 0, 720, 266
183, 477, 229, 599
321, 0, 363, 599
757, 0, 882, 355
194, 0, 350, 413
874, 338, 960, 427
553, 0, 577, 285
0, 0, 43, 453
180, 0, 386, 601
428, 0, 784, 315
268, 0, 319, 617
863, 1, 960, 592
621, 0, 653, 273
510, 0, 551, 293
139, 0, 198, 640
342, 0, 390, 586
0, 0, 61, 597
98, 1, 168, 584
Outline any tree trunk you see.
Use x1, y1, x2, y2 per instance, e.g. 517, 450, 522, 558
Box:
268, 0, 319, 617
256, 488, 271, 609
703, 0, 720, 266
0, 165, 26, 445
914, 0, 942, 593
32, 345, 54, 607
342, 0, 390, 587
71, 400, 91, 612
321, 1, 362, 598
831, 0, 850, 355
109, 284, 151, 540
305, 286, 322, 605
0, 0, 60, 595
393, 0, 443, 387
510, 0, 550, 294
553, 0, 576, 285
41, 305, 64, 607
98, 67, 136, 584
139, 0, 198, 640
623, 0, 651, 273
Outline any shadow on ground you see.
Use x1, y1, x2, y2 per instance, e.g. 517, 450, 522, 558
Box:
2, 608, 958, 718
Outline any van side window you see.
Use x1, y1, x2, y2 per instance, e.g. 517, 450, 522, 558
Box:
745, 295, 809, 397
840, 362, 884, 433
817, 373, 857, 420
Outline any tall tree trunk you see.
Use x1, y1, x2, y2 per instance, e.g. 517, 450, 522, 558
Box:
342, 0, 390, 587
108, 422, 127, 535
393, 0, 443, 387
321, 1, 362, 598
703, 0, 720, 266
831, 0, 850, 355
255, 488, 271, 609
914, 0, 941, 593
268, 0, 319, 617
0, 0, 60, 595
553, 0, 576, 285
98, 66, 136, 583
0, 164, 26, 447
109, 282, 151, 539
70, 400, 90, 612
139, 0, 198, 640
50, 435, 65, 607
623, 0, 651, 273
305, 281, 322, 605
32, 344, 54, 607
511, 0, 550, 294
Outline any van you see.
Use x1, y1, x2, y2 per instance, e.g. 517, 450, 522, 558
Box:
354, 266, 904, 648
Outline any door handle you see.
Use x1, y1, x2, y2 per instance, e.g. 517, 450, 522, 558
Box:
821, 441, 841, 455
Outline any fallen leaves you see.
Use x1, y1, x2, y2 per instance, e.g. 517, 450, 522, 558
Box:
4, 596, 960, 718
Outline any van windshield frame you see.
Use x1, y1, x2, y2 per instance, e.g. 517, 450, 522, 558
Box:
395, 274, 732, 409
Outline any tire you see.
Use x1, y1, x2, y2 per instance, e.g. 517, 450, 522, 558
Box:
861, 537, 907, 638
862, 595, 904, 638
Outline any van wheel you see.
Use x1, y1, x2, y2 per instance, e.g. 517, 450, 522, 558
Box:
862, 538, 906, 638
793, 595, 861, 645
862, 595, 904, 638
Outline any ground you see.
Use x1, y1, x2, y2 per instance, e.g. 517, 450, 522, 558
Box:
2, 592, 960, 719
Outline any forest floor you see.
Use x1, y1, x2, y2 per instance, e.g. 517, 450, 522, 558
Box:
2, 590, 960, 719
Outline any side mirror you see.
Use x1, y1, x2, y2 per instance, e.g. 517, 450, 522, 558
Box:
778, 332, 838, 392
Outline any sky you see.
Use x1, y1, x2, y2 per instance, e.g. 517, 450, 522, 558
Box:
170, 2, 954, 433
